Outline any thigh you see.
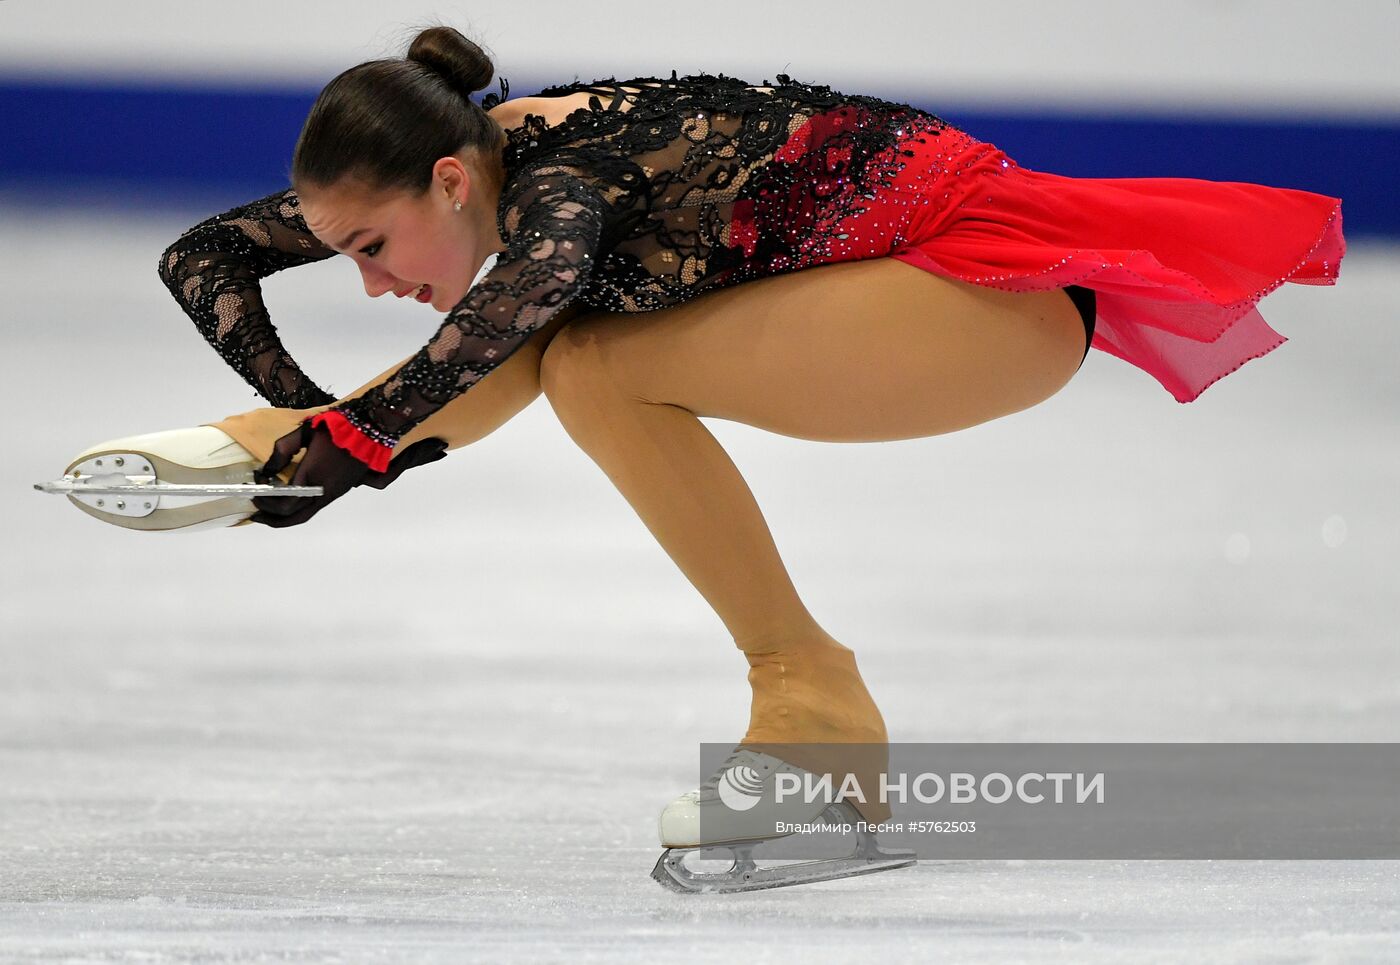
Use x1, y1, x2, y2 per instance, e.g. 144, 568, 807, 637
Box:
548, 258, 1089, 442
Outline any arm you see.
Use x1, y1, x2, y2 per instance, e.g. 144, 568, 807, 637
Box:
214, 302, 580, 475
157, 188, 340, 409
312, 161, 611, 470
335, 303, 582, 452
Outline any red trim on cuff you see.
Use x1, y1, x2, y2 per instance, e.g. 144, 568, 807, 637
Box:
309, 410, 393, 472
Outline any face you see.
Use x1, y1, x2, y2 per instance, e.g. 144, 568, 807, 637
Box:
298, 154, 502, 313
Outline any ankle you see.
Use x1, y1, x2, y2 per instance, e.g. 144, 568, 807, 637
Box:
732, 620, 846, 658
741, 639, 888, 746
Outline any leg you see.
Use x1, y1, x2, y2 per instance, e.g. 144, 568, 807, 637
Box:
539, 259, 1087, 816
209, 307, 581, 463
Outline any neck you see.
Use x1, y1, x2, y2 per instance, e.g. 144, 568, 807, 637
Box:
471, 136, 509, 258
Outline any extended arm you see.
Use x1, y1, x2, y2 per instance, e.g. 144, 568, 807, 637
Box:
249, 163, 608, 524
157, 188, 340, 408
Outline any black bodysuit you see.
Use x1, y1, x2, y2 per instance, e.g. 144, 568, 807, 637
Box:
157, 72, 1093, 464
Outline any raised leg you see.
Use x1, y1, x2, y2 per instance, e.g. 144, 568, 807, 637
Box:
538, 258, 1088, 817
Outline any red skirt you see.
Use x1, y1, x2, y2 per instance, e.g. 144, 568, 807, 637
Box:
825, 125, 1346, 403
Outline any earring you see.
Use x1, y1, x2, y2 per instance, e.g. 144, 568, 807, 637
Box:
453, 200, 463, 212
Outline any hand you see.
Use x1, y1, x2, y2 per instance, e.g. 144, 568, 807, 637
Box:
249, 420, 372, 528
359, 437, 449, 490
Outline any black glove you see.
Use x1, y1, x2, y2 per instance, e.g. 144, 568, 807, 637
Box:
359, 437, 449, 490
249, 420, 372, 528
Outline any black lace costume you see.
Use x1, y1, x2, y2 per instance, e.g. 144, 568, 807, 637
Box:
158, 72, 957, 468
163, 67, 1345, 457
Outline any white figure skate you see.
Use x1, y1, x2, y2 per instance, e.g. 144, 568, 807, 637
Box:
651, 747, 916, 894
34, 425, 321, 532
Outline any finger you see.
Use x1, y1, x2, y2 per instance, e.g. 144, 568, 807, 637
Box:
362, 438, 448, 489
366, 448, 442, 484
256, 422, 312, 482
251, 494, 302, 517
250, 510, 303, 528
408, 437, 450, 459
275, 499, 326, 527
416, 439, 450, 464
259, 435, 298, 479
393, 437, 447, 466
249, 499, 324, 528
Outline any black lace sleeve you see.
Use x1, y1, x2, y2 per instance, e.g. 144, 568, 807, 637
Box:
157, 188, 340, 409
321, 157, 612, 466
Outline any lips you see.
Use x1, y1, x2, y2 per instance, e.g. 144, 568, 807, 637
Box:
396, 284, 433, 303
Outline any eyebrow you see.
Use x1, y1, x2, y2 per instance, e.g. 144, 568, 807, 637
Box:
335, 228, 370, 251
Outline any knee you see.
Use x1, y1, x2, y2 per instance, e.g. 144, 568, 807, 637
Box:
538, 317, 630, 414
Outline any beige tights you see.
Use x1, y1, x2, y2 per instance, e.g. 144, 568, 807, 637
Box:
211, 259, 1088, 822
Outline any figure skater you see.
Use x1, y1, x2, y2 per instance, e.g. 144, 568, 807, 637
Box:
50, 25, 1344, 891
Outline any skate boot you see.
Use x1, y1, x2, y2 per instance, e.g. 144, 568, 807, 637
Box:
651, 634, 915, 893
34, 425, 321, 532
651, 745, 916, 894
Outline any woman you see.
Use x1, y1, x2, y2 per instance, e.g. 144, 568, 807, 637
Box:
73, 25, 1343, 889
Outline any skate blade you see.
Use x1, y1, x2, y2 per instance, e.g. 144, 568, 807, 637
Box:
35, 465, 323, 532
34, 427, 326, 533
651, 840, 917, 894
35, 479, 324, 497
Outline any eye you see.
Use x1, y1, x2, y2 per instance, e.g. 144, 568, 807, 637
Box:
360, 241, 383, 258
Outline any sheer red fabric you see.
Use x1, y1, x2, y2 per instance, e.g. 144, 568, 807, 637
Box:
827, 127, 1345, 402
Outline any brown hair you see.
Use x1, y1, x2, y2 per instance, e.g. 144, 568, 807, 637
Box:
290, 24, 504, 195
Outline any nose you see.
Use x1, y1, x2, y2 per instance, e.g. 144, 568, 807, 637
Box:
359, 261, 397, 299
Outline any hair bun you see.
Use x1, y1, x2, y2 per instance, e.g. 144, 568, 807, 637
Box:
407, 25, 494, 99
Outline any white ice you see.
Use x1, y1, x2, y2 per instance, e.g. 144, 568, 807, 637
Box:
1, 203, 1397, 962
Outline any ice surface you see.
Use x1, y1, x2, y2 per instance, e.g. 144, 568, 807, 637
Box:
1, 205, 1397, 962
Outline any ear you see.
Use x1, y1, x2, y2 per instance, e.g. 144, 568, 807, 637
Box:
432, 155, 472, 205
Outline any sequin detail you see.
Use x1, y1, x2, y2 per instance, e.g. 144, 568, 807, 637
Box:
158, 190, 338, 408
308, 410, 392, 473
327, 72, 966, 446
156, 69, 1346, 430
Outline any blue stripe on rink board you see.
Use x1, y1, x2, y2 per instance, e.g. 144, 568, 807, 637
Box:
2, 74, 1396, 236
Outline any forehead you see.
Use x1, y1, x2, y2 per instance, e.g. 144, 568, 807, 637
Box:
298, 181, 410, 242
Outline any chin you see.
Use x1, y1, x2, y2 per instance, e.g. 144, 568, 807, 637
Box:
433, 287, 468, 312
